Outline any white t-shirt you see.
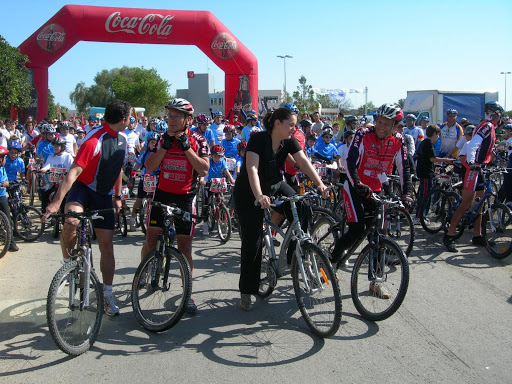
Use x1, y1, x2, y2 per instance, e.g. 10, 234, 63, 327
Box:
135, 124, 146, 140
336, 143, 349, 173
40, 152, 74, 189
440, 125, 459, 155
123, 128, 140, 154
22, 130, 40, 146
61, 133, 76, 155
0, 127, 10, 148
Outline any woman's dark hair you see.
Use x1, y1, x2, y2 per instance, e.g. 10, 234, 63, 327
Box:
263, 107, 295, 134
104, 99, 131, 124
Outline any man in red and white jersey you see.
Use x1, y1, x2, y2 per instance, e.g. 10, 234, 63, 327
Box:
43, 99, 130, 317
331, 104, 412, 279
142, 98, 209, 315
443, 101, 501, 252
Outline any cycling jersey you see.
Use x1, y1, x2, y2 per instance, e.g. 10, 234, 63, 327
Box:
74, 123, 127, 195
221, 137, 241, 158
136, 149, 159, 176
41, 152, 74, 189
155, 130, 209, 195
314, 141, 337, 161
465, 119, 496, 165
346, 127, 411, 194
404, 126, 425, 151
241, 125, 260, 142
191, 126, 217, 146
210, 122, 224, 144
4, 157, 25, 181
435, 122, 464, 157
205, 157, 228, 181
0, 168, 7, 198
36, 140, 54, 162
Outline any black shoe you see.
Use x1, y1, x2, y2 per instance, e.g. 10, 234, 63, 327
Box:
272, 237, 280, 247
472, 235, 487, 246
186, 298, 197, 315
9, 243, 19, 252
443, 235, 458, 253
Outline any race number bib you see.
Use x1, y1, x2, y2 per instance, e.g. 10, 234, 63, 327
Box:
316, 166, 327, 177
143, 174, 157, 193
126, 153, 137, 163
226, 157, 236, 172
49, 167, 67, 183
28, 158, 37, 170
210, 178, 227, 193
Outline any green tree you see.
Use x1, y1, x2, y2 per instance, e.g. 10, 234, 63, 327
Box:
0, 35, 32, 116
315, 94, 338, 109
396, 98, 405, 108
292, 76, 316, 113
357, 101, 376, 116
70, 66, 171, 116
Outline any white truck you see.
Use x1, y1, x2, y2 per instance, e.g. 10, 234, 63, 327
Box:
402, 90, 499, 125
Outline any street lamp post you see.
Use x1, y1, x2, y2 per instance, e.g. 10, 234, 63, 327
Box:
501, 71, 511, 111
277, 55, 292, 103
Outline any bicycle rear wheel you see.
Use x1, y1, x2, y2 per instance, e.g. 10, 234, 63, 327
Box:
117, 211, 127, 237
217, 205, 231, 243
420, 189, 452, 233
385, 206, 414, 257
292, 242, 342, 338
14, 205, 45, 241
482, 203, 512, 259
351, 237, 409, 321
29, 173, 36, 206
310, 216, 339, 257
207, 202, 216, 232
131, 248, 191, 332
46, 260, 103, 356
0, 210, 11, 258
139, 197, 150, 235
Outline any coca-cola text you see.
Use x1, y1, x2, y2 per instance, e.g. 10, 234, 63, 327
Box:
105, 12, 174, 37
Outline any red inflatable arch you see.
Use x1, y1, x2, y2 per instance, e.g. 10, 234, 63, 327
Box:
17, 5, 258, 121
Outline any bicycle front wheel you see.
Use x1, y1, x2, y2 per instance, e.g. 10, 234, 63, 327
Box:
258, 234, 277, 298
482, 203, 512, 259
14, 206, 45, 242
292, 242, 342, 338
139, 197, 150, 235
118, 211, 127, 237
310, 216, 339, 256
217, 205, 231, 243
46, 261, 103, 356
351, 237, 409, 321
0, 210, 11, 258
385, 206, 414, 257
131, 248, 192, 332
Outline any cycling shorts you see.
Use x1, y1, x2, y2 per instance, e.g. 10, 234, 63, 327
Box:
66, 181, 115, 230
136, 179, 148, 199
148, 189, 196, 236
463, 163, 485, 192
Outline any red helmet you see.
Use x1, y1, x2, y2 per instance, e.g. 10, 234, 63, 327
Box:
223, 124, 236, 134
211, 145, 225, 156
0, 146, 8, 156
237, 141, 248, 151
196, 113, 210, 124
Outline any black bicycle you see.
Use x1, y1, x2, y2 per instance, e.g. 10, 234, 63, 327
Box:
7, 181, 45, 241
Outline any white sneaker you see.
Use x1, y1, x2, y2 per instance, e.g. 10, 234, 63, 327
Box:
202, 223, 209, 236
103, 293, 120, 316
412, 217, 421, 225
129, 217, 136, 231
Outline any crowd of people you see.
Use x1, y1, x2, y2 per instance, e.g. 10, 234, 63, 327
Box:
2, 97, 510, 315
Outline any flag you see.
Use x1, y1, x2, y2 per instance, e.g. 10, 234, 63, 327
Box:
187, 71, 195, 78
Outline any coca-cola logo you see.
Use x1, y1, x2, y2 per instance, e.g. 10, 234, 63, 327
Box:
211, 32, 238, 60
36, 23, 66, 52
105, 12, 174, 37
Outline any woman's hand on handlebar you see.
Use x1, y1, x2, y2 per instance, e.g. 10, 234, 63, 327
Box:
256, 194, 271, 209
317, 183, 330, 199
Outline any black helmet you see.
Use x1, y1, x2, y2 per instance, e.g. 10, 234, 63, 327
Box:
321, 128, 333, 137
345, 115, 357, 124
51, 136, 66, 147
299, 119, 312, 127
343, 129, 355, 139
484, 101, 504, 114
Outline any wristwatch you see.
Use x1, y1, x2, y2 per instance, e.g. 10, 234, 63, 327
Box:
114, 195, 122, 200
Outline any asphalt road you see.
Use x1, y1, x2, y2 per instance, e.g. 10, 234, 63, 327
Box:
1, 212, 511, 383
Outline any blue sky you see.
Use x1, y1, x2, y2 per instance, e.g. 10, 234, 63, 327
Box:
2, 0, 512, 110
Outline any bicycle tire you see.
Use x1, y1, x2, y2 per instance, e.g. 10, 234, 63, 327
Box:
481, 202, 512, 259
46, 260, 103, 356
420, 189, 449, 234
217, 205, 231, 243
119, 211, 128, 237
385, 206, 414, 257
131, 248, 192, 332
258, 234, 277, 298
139, 198, 150, 235
207, 202, 216, 232
29, 173, 36, 206
292, 242, 342, 338
14, 205, 45, 242
442, 191, 465, 240
333, 196, 345, 222
0, 210, 11, 258
351, 237, 409, 321
310, 216, 339, 256
52, 218, 60, 239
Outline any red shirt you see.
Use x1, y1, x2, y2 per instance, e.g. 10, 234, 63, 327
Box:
156, 131, 209, 195
284, 128, 305, 175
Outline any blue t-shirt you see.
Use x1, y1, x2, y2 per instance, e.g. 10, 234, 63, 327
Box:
191, 126, 217, 146
36, 140, 54, 162
205, 157, 228, 181
314, 141, 337, 160
136, 149, 159, 176
4, 157, 25, 181
0, 168, 7, 197
221, 138, 240, 158
305, 145, 316, 157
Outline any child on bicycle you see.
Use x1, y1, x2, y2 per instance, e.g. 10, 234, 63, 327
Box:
5, 142, 25, 183
415, 125, 454, 225
199, 144, 235, 235
0, 145, 18, 252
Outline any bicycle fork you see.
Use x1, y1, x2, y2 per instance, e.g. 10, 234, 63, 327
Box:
151, 233, 171, 292
367, 229, 386, 283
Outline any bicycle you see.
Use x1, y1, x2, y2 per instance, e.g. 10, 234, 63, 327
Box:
131, 201, 194, 332
204, 178, 232, 243
46, 208, 113, 356
115, 185, 130, 237
27, 159, 44, 206
7, 181, 45, 242
257, 193, 342, 338
442, 167, 512, 259
311, 193, 409, 321
0, 209, 11, 258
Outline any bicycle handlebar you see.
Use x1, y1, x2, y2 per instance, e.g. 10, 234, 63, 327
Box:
150, 201, 201, 222
51, 208, 114, 220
